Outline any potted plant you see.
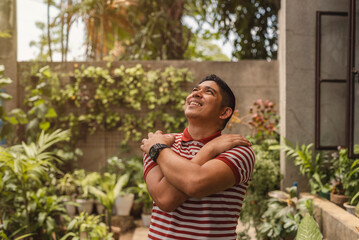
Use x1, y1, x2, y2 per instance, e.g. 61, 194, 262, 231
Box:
58, 172, 78, 217
89, 172, 129, 232
60, 211, 113, 240
73, 169, 101, 214
330, 148, 357, 207
257, 186, 315, 240
278, 141, 334, 198
106, 156, 141, 216
135, 182, 153, 227
113, 177, 133, 216
343, 157, 359, 215
0, 129, 70, 237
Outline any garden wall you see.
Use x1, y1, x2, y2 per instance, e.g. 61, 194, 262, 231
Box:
301, 193, 359, 240
16, 60, 278, 171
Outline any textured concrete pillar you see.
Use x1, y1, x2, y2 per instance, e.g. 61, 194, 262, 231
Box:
0, 0, 18, 110
278, 0, 348, 191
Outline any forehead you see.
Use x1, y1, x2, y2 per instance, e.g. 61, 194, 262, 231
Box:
197, 81, 220, 91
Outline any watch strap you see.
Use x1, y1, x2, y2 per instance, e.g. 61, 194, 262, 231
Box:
149, 143, 170, 162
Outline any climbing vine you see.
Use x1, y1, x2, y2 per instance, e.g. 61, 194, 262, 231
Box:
21, 64, 194, 146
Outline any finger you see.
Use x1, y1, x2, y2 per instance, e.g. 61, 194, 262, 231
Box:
155, 130, 163, 134
148, 132, 154, 138
141, 138, 146, 144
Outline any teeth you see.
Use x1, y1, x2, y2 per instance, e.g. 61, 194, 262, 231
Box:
190, 101, 200, 106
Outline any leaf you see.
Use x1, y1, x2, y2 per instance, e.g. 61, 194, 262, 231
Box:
0, 92, 12, 100
0, 77, 12, 85
114, 173, 129, 197
38, 212, 47, 225
296, 214, 322, 240
350, 191, 359, 205
4, 116, 18, 125
39, 121, 50, 131
45, 107, 57, 118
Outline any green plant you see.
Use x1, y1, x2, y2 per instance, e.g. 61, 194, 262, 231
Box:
331, 148, 359, 201
21, 64, 193, 148
228, 100, 282, 235
348, 156, 359, 205
239, 138, 281, 232
130, 181, 153, 215
89, 173, 130, 232
22, 66, 60, 142
296, 214, 322, 240
72, 169, 101, 200
257, 188, 315, 240
228, 99, 279, 144
0, 65, 28, 143
106, 155, 143, 188
0, 129, 70, 238
60, 212, 113, 240
276, 141, 334, 195
58, 172, 77, 197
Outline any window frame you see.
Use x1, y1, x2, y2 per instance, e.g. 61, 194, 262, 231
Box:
315, 11, 348, 150
348, 0, 359, 158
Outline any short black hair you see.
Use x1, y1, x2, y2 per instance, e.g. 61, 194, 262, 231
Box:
199, 74, 236, 129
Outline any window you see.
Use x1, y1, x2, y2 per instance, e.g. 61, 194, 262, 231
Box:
348, 0, 359, 158
315, 11, 348, 150
315, 1, 359, 158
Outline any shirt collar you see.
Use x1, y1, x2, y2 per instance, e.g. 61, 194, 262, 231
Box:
181, 127, 221, 144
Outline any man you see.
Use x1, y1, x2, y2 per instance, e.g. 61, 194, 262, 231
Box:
140, 74, 255, 240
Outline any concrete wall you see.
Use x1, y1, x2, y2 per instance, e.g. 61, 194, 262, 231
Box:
302, 193, 359, 240
17, 60, 279, 171
279, 0, 349, 191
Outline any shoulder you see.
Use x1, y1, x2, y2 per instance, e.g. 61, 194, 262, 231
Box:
217, 146, 255, 163
215, 146, 255, 184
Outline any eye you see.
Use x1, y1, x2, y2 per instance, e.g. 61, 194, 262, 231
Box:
192, 88, 198, 92
206, 89, 214, 95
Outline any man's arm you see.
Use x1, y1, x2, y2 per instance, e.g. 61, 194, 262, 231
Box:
144, 138, 236, 211
156, 148, 237, 198
142, 132, 252, 203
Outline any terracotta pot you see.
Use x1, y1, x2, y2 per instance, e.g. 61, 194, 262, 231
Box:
330, 192, 349, 207
343, 202, 356, 215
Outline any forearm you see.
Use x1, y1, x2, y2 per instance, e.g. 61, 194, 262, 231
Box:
145, 166, 188, 212
156, 148, 214, 197
145, 148, 215, 211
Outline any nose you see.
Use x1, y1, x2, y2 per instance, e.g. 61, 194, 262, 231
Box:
192, 89, 203, 98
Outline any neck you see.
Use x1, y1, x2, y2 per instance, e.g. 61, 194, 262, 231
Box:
187, 121, 222, 140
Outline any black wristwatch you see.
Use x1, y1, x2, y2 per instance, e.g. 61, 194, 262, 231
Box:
149, 143, 170, 162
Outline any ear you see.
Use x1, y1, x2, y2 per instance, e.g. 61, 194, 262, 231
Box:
219, 107, 233, 120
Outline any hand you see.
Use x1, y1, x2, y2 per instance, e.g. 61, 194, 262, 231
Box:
200, 134, 252, 158
140, 130, 175, 154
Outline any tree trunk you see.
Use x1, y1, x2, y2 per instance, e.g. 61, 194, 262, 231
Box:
47, 0, 53, 62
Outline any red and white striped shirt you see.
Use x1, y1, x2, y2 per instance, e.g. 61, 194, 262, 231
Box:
143, 128, 255, 240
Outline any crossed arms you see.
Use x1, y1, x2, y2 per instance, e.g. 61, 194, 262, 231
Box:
140, 131, 251, 212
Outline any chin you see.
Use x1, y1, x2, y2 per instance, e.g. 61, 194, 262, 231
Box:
185, 110, 200, 119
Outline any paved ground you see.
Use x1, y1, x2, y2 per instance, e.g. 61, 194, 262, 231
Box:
121, 219, 257, 240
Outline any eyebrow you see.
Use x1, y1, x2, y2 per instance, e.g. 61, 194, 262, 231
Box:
193, 85, 218, 94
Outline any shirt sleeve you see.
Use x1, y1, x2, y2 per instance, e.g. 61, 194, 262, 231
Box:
143, 152, 158, 181
215, 146, 255, 185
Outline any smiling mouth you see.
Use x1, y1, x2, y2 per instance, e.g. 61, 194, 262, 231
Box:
189, 100, 202, 106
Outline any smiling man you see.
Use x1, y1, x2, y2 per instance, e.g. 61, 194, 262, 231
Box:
140, 74, 255, 240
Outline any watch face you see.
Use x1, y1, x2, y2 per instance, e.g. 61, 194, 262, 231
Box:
149, 145, 158, 160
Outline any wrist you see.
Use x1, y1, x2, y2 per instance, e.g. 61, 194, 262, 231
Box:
149, 143, 170, 162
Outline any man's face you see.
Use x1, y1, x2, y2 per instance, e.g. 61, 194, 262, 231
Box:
184, 81, 224, 122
